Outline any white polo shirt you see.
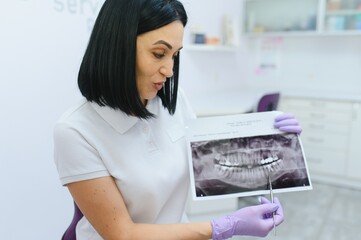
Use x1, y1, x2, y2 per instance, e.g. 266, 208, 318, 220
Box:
54, 89, 196, 239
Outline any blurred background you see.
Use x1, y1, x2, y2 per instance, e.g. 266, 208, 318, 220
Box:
1, 0, 361, 239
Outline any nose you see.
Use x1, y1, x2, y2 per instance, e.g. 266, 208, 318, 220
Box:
160, 58, 174, 78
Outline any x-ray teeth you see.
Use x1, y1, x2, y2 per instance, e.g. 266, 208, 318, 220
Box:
190, 133, 310, 197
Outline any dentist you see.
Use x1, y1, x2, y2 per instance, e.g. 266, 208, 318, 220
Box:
53, 0, 301, 239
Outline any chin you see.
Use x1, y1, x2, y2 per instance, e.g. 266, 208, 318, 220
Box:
143, 95, 156, 104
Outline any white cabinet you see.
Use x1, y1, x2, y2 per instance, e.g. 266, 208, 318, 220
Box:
347, 102, 361, 179
278, 96, 361, 188
243, 0, 361, 36
244, 0, 319, 34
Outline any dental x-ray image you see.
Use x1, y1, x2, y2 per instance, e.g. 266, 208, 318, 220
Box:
190, 133, 311, 199
186, 111, 312, 200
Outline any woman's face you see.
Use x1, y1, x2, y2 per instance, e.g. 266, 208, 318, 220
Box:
136, 21, 184, 105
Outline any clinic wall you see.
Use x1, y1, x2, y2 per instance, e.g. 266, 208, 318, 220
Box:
0, 1, 104, 239
179, 0, 249, 99
242, 36, 361, 95
181, 0, 361, 98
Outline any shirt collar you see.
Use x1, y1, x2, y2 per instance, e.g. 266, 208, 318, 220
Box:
90, 98, 159, 134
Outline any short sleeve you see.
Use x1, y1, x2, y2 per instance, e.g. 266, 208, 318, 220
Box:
53, 122, 110, 186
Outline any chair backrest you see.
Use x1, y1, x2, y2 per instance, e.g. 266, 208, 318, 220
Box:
62, 202, 84, 240
256, 92, 280, 112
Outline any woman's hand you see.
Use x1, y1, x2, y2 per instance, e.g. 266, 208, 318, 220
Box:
274, 112, 302, 134
211, 197, 284, 239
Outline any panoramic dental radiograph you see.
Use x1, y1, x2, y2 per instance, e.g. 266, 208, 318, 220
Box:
190, 133, 310, 197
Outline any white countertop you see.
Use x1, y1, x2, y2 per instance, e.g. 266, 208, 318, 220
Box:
281, 89, 361, 102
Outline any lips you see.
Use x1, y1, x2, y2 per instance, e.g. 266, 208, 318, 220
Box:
154, 82, 165, 91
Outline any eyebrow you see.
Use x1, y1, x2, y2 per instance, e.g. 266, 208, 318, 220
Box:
153, 40, 173, 50
153, 40, 183, 51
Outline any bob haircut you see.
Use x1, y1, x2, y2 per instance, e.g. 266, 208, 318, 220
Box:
78, 0, 188, 119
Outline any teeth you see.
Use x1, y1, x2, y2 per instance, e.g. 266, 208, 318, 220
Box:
275, 159, 284, 171
266, 164, 272, 171
265, 157, 273, 164
260, 156, 275, 165
245, 169, 250, 180
225, 158, 231, 166
213, 150, 285, 188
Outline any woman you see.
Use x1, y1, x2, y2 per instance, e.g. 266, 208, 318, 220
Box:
54, 0, 302, 239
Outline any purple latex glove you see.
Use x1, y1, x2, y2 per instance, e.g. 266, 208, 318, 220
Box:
211, 197, 284, 239
274, 112, 302, 134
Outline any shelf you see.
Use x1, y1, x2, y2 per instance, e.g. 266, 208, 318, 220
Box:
243, 0, 318, 34
243, 0, 361, 37
326, 9, 361, 15
184, 44, 237, 52
244, 30, 361, 37
244, 31, 319, 37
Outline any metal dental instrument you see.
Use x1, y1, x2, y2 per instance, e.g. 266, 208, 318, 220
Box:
268, 173, 276, 236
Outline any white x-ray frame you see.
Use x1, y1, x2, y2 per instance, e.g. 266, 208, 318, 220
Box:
186, 111, 312, 201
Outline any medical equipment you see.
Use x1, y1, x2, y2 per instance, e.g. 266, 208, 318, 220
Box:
268, 173, 276, 236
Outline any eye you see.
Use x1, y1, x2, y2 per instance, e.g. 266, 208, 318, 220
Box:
153, 52, 165, 59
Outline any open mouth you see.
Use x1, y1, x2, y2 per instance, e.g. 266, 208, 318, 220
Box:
154, 82, 164, 91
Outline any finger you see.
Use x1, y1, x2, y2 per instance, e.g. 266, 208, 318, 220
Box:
275, 112, 294, 121
262, 217, 278, 229
278, 126, 302, 134
274, 118, 299, 127
273, 197, 284, 226
259, 197, 284, 225
273, 197, 284, 218
256, 203, 279, 216
274, 214, 284, 226
259, 196, 271, 204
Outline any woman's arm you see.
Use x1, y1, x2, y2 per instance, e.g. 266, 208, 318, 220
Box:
67, 176, 212, 240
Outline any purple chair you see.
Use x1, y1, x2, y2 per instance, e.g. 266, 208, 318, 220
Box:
256, 92, 280, 112
62, 202, 83, 240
